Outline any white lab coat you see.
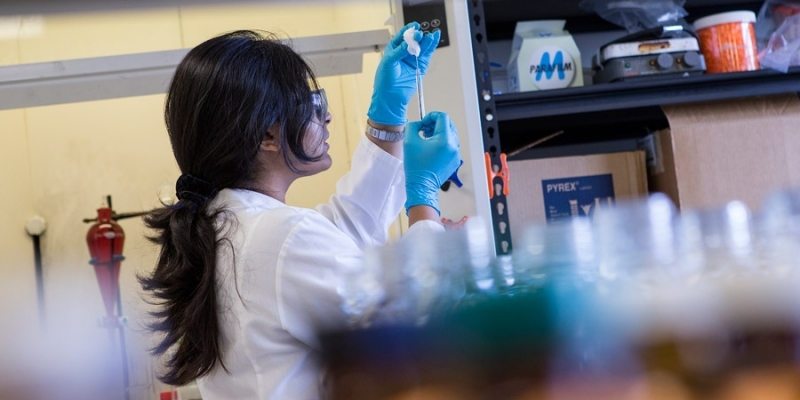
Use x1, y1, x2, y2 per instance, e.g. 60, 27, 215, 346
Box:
197, 136, 444, 399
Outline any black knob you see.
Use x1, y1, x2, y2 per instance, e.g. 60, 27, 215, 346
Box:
683, 51, 701, 68
657, 53, 674, 70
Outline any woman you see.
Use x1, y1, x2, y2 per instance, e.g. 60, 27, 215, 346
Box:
139, 24, 460, 399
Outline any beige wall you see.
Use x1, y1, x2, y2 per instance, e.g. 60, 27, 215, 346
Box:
0, 1, 395, 399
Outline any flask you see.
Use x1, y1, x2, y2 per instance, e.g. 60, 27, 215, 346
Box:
86, 207, 125, 326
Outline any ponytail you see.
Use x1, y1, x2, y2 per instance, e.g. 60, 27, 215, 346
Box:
138, 188, 227, 385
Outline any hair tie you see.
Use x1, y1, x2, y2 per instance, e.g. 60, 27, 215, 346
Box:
176, 174, 219, 204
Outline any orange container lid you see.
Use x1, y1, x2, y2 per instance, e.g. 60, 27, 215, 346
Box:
693, 10, 757, 31
772, 4, 800, 16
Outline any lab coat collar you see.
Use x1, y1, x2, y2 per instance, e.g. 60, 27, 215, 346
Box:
213, 188, 285, 211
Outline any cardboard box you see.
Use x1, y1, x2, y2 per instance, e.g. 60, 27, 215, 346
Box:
507, 20, 584, 92
506, 150, 648, 243
651, 93, 800, 211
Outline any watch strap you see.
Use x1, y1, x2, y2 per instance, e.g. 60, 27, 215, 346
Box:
366, 124, 404, 142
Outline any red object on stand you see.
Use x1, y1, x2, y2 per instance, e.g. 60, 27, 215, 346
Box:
84, 199, 137, 400
86, 207, 125, 327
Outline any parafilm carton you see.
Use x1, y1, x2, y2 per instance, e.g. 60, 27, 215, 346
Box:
507, 20, 584, 92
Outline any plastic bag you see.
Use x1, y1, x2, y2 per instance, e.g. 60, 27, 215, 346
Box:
579, 0, 689, 33
760, 14, 800, 72
756, 0, 800, 49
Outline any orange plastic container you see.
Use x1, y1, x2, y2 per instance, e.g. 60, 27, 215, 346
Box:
694, 11, 759, 73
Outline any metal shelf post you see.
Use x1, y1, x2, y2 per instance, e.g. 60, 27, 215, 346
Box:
466, 0, 513, 256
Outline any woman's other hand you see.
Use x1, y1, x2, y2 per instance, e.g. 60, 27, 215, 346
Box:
403, 111, 460, 216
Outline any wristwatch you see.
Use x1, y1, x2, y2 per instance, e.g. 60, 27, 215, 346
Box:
366, 124, 404, 142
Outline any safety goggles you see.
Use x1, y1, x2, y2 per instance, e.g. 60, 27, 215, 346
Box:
311, 88, 328, 122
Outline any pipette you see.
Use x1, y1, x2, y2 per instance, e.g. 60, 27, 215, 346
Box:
415, 57, 425, 122
404, 29, 428, 139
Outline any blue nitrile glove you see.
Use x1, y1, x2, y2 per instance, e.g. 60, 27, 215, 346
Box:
404, 111, 461, 214
367, 22, 442, 126
447, 161, 464, 187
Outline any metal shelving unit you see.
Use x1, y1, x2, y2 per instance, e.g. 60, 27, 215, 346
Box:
464, 0, 800, 256
496, 68, 800, 121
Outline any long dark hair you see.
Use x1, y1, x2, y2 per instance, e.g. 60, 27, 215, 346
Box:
138, 30, 321, 386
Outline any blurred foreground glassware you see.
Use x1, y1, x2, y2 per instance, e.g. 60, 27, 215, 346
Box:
591, 193, 701, 283
683, 200, 757, 278
514, 216, 597, 289
757, 188, 800, 275
340, 245, 386, 328
330, 187, 800, 400
342, 218, 493, 328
